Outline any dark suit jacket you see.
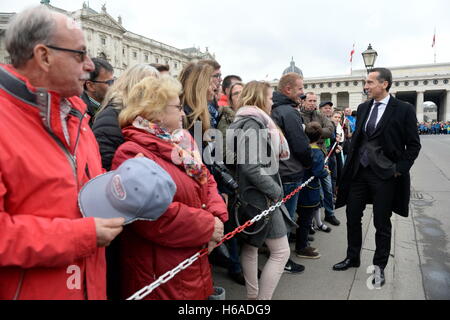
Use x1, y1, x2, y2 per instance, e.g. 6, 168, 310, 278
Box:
336, 95, 421, 217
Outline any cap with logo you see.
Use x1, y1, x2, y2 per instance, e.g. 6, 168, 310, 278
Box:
78, 157, 177, 225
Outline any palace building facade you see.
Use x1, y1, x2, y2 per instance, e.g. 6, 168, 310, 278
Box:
275, 59, 450, 122
0, 1, 214, 78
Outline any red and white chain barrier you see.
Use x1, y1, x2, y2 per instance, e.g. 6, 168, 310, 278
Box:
126, 176, 315, 300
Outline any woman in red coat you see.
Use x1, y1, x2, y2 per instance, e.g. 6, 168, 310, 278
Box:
112, 75, 228, 300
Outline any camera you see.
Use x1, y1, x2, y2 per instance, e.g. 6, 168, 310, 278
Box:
212, 162, 239, 191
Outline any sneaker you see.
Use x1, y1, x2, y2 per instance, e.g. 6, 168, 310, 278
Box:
324, 215, 341, 226
318, 224, 332, 233
284, 259, 305, 274
296, 247, 321, 259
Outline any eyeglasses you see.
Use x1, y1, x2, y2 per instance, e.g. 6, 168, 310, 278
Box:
89, 79, 115, 86
167, 104, 183, 112
212, 73, 222, 79
46, 44, 87, 62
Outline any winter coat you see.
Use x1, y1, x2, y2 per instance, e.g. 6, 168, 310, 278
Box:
227, 116, 296, 248
112, 126, 228, 300
0, 64, 106, 300
92, 103, 124, 170
271, 91, 312, 183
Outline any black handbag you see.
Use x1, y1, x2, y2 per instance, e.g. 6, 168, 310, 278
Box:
231, 194, 270, 236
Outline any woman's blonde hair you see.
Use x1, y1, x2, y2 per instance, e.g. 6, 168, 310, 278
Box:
238, 81, 271, 113
97, 64, 160, 114
118, 75, 182, 128
179, 62, 214, 132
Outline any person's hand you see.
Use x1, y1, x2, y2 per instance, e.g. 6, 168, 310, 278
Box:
94, 217, 124, 247
336, 145, 343, 154
210, 217, 224, 243
207, 241, 218, 254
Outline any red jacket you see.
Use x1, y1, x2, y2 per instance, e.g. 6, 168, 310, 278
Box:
0, 65, 106, 300
112, 127, 228, 300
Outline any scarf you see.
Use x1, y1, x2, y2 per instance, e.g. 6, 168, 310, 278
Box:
133, 116, 208, 185
234, 106, 290, 161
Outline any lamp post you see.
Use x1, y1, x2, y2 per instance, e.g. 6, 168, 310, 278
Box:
362, 44, 378, 73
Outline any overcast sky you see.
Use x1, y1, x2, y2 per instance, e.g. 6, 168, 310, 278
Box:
1, 0, 449, 81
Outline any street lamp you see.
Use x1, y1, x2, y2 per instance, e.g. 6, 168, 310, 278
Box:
362, 44, 378, 73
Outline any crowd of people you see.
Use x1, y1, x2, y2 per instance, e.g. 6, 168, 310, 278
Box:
0, 6, 421, 300
417, 121, 450, 135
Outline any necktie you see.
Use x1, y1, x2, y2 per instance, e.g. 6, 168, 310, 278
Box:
366, 102, 382, 136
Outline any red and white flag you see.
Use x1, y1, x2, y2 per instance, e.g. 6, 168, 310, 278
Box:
350, 44, 355, 62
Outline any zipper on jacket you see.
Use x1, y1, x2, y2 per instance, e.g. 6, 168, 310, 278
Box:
13, 270, 25, 300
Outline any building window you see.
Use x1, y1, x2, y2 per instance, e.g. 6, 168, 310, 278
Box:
320, 83, 324, 88
175, 62, 178, 69
312, 84, 316, 89
145, 54, 149, 62
101, 37, 106, 45
345, 81, 349, 87
328, 83, 332, 88
336, 82, 341, 87
444, 79, 449, 84
405, 81, 409, 86
133, 52, 137, 59
122, 48, 125, 55
433, 80, 439, 85
423, 80, 429, 85
414, 81, 419, 86
304, 84, 308, 89
156, 57, 159, 63
395, 82, 400, 87
353, 81, 359, 86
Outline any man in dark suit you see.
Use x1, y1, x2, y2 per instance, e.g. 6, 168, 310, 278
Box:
333, 68, 421, 287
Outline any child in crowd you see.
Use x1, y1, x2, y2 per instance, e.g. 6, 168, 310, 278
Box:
296, 122, 331, 259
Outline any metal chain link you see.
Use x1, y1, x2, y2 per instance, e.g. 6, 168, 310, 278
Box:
126, 175, 315, 300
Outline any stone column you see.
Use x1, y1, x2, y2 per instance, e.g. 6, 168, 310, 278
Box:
445, 91, 450, 122
416, 91, 424, 122
332, 93, 338, 109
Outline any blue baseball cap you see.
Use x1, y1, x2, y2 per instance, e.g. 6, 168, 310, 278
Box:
79, 157, 177, 225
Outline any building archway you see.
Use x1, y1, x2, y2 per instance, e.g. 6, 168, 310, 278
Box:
423, 101, 438, 122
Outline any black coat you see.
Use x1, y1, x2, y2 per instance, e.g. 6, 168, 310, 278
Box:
336, 95, 421, 217
92, 103, 124, 171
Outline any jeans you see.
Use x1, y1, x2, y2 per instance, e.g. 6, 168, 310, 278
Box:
319, 174, 334, 218
283, 181, 303, 220
227, 237, 242, 274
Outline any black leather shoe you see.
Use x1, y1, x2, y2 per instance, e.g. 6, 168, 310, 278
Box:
324, 215, 341, 226
332, 258, 360, 271
228, 271, 246, 286
372, 267, 385, 287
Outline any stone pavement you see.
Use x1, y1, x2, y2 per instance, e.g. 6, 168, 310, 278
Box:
212, 204, 426, 300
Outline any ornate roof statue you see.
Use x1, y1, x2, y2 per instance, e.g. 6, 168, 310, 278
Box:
40, 0, 50, 4
283, 57, 303, 77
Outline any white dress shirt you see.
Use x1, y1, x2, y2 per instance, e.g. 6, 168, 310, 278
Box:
364, 94, 391, 132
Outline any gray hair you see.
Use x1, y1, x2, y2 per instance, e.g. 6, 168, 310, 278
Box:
5, 6, 57, 68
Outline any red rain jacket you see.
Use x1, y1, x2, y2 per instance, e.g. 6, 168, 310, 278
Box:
0, 65, 106, 300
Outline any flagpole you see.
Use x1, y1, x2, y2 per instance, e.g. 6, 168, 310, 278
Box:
433, 27, 437, 64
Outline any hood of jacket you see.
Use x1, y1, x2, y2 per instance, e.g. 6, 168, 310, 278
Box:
272, 91, 298, 109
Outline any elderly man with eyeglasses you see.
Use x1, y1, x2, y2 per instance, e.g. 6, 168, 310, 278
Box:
81, 57, 115, 127
0, 6, 124, 300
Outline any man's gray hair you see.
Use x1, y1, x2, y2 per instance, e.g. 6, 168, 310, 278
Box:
5, 6, 57, 68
